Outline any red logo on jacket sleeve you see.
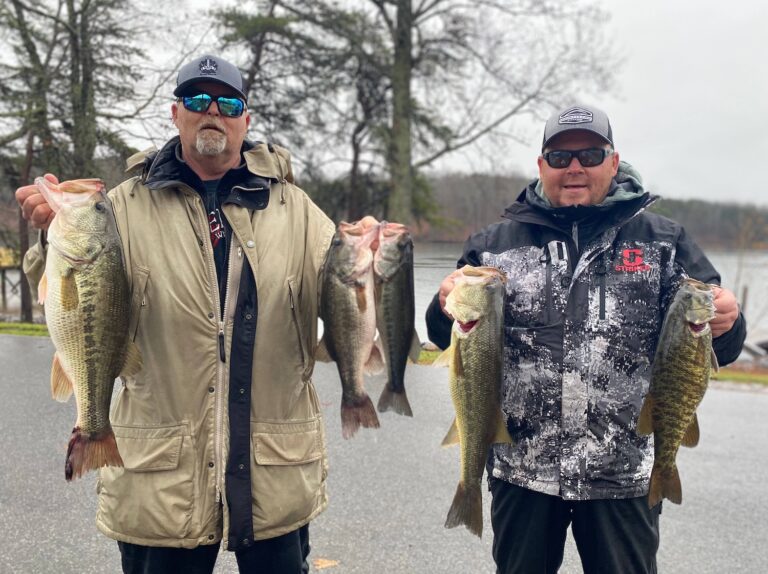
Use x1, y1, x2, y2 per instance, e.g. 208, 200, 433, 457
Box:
615, 248, 652, 272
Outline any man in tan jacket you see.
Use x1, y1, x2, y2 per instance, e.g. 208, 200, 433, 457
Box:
17, 54, 336, 574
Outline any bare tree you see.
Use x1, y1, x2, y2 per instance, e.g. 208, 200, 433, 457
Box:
208, 0, 618, 223
0, 0, 197, 320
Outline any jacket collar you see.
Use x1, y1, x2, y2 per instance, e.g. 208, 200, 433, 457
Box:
133, 136, 274, 211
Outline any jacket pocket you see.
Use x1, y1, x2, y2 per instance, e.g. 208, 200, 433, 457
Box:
251, 418, 326, 532
288, 279, 309, 376
128, 265, 150, 342
97, 423, 196, 540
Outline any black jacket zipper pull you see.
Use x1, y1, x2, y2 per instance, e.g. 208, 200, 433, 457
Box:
218, 327, 226, 362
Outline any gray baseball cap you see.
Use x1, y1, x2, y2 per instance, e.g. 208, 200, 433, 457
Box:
174, 55, 247, 101
542, 105, 613, 150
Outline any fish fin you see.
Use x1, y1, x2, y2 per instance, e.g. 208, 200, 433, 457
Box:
491, 411, 513, 445
65, 426, 124, 481
407, 331, 422, 363
636, 394, 655, 435
444, 482, 483, 537
60, 270, 79, 311
453, 343, 464, 378
647, 467, 662, 509
377, 386, 413, 416
340, 394, 380, 439
647, 465, 682, 508
314, 336, 332, 362
119, 341, 143, 377
433, 346, 453, 368
355, 283, 367, 312
50, 353, 73, 402
681, 414, 700, 447
710, 348, 719, 373
441, 418, 460, 446
364, 339, 385, 375
38, 273, 48, 305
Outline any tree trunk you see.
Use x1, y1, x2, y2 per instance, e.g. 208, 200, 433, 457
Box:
348, 124, 366, 221
68, 0, 97, 177
387, 0, 413, 224
18, 132, 35, 323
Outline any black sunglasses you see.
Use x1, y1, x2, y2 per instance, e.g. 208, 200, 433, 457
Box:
180, 93, 246, 118
542, 148, 613, 169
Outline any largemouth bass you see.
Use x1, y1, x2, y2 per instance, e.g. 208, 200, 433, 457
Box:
373, 222, 420, 416
435, 265, 513, 537
317, 221, 383, 439
637, 278, 717, 508
37, 177, 142, 481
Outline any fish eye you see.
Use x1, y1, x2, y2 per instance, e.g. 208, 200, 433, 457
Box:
94, 201, 106, 213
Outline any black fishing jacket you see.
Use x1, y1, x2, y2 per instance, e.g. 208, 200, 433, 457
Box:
425, 162, 746, 500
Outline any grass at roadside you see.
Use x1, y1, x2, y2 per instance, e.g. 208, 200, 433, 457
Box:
416, 348, 441, 365
712, 368, 768, 386
416, 348, 768, 386
0, 322, 49, 337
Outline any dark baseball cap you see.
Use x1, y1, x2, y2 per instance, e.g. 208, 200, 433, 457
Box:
173, 55, 247, 101
542, 105, 613, 151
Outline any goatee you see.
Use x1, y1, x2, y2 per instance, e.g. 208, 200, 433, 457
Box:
195, 128, 226, 156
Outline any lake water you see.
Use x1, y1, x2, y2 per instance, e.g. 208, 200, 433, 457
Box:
3, 244, 767, 342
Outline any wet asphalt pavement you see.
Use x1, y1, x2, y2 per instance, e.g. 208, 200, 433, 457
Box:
1, 333, 767, 573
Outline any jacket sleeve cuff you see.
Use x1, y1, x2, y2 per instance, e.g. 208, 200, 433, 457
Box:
425, 292, 453, 350
22, 230, 47, 304
712, 311, 747, 367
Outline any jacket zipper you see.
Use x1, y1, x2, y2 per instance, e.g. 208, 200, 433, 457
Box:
192, 194, 228, 505
288, 281, 306, 368
540, 249, 553, 325
596, 256, 607, 320
571, 222, 579, 253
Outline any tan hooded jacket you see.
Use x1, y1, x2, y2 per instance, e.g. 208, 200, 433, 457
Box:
25, 141, 336, 548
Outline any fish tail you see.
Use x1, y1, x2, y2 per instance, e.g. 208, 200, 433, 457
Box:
65, 426, 123, 481
377, 386, 413, 417
445, 481, 483, 537
340, 394, 380, 439
647, 465, 682, 508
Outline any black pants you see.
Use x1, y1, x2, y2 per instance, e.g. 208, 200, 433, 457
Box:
118, 524, 310, 574
489, 478, 660, 574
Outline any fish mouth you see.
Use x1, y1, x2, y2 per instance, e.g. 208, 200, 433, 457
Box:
687, 321, 710, 335
457, 319, 479, 334
59, 252, 96, 267
47, 239, 97, 267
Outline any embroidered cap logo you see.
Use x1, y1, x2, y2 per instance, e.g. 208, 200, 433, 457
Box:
199, 58, 218, 76
559, 107, 594, 125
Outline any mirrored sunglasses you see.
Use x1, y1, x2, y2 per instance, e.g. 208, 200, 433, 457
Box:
181, 93, 246, 118
543, 148, 613, 169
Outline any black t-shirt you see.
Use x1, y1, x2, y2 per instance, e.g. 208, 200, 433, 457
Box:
201, 178, 230, 317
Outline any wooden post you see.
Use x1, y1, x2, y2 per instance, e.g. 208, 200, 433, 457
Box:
1, 268, 6, 311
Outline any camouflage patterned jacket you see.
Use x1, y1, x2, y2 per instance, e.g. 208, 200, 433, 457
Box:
426, 162, 746, 500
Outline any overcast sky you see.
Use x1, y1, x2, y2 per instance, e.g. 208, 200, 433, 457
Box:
476, 0, 768, 206
183, 0, 767, 206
